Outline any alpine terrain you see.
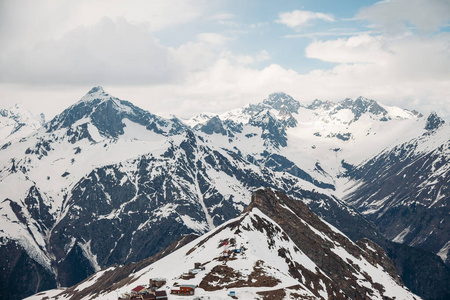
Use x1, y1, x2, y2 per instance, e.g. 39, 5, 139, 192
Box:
0, 87, 449, 299
26, 189, 420, 300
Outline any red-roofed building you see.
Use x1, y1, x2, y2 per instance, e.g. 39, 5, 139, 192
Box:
131, 285, 148, 294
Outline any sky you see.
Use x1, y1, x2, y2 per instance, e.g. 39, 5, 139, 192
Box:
0, 0, 450, 120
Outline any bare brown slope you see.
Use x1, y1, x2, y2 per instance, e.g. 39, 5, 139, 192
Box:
246, 188, 406, 299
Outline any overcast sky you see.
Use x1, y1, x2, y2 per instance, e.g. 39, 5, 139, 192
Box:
1, 0, 449, 120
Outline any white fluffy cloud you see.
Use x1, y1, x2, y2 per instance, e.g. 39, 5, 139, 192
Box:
305, 34, 390, 64
0, 0, 205, 55
0, 0, 210, 85
276, 10, 334, 31
0, 18, 181, 84
305, 32, 450, 81
197, 33, 232, 46
1, 1, 449, 120
357, 0, 450, 33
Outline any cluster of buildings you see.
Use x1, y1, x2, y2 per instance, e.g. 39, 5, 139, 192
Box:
118, 278, 168, 300
118, 275, 199, 299
180, 262, 205, 280
117, 246, 244, 299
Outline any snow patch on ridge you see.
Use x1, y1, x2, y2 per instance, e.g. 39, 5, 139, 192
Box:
437, 241, 450, 262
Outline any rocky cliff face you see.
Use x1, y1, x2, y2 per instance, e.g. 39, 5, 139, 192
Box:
1, 88, 449, 299
425, 112, 445, 130
246, 189, 406, 298
33, 189, 419, 300
344, 125, 450, 266
1, 88, 367, 297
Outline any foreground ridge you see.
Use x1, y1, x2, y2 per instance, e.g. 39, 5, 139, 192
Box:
28, 189, 419, 300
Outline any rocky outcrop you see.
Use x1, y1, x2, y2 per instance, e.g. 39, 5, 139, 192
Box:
0, 239, 56, 300
246, 189, 406, 298
425, 112, 445, 130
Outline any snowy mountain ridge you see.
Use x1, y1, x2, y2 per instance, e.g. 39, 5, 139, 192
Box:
1, 87, 449, 300
343, 122, 450, 264
27, 189, 419, 300
0, 103, 45, 143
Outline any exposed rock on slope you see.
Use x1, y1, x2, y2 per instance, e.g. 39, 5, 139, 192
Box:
31, 189, 419, 300
344, 125, 450, 266
2, 88, 449, 299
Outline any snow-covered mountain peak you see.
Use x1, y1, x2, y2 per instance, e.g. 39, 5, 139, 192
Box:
305, 97, 419, 124
263, 92, 300, 114
332, 96, 389, 121
38, 189, 419, 300
81, 86, 110, 102
45, 87, 185, 139
0, 103, 45, 126
76, 86, 128, 112
182, 113, 215, 128
0, 103, 45, 144
307, 99, 335, 110
425, 111, 445, 130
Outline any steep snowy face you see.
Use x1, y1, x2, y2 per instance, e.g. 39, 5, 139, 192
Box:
344, 124, 450, 265
46, 86, 185, 139
425, 111, 445, 130
0, 87, 190, 292
185, 93, 444, 257
36, 189, 419, 300
0, 103, 45, 143
189, 94, 424, 174
0, 88, 360, 294
307, 96, 416, 123
263, 92, 300, 113
2, 89, 448, 299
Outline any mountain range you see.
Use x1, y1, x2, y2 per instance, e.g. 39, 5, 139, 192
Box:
0, 87, 449, 299
26, 189, 420, 300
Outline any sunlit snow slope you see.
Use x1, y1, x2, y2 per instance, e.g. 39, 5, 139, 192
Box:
27, 189, 419, 300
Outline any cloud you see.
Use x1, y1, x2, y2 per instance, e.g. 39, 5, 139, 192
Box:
0, 14, 270, 87
210, 13, 235, 21
156, 30, 450, 119
1, 0, 449, 122
305, 34, 390, 63
222, 50, 271, 66
197, 33, 232, 46
0, 0, 205, 53
0, 0, 210, 85
356, 0, 450, 33
302, 32, 450, 118
276, 10, 334, 31
0, 18, 182, 85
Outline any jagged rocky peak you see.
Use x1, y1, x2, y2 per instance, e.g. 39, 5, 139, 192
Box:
199, 115, 227, 135
0, 103, 45, 126
249, 110, 288, 147
425, 111, 445, 130
263, 92, 300, 114
307, 99, 334, 110
82, 86, 110, 101
45, 86, 183, 139
0, 103, 46, 143
52, 188, 418, 299
307, 97, 389, 121
337, 96, 388, 120
46, 86, 125, 134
